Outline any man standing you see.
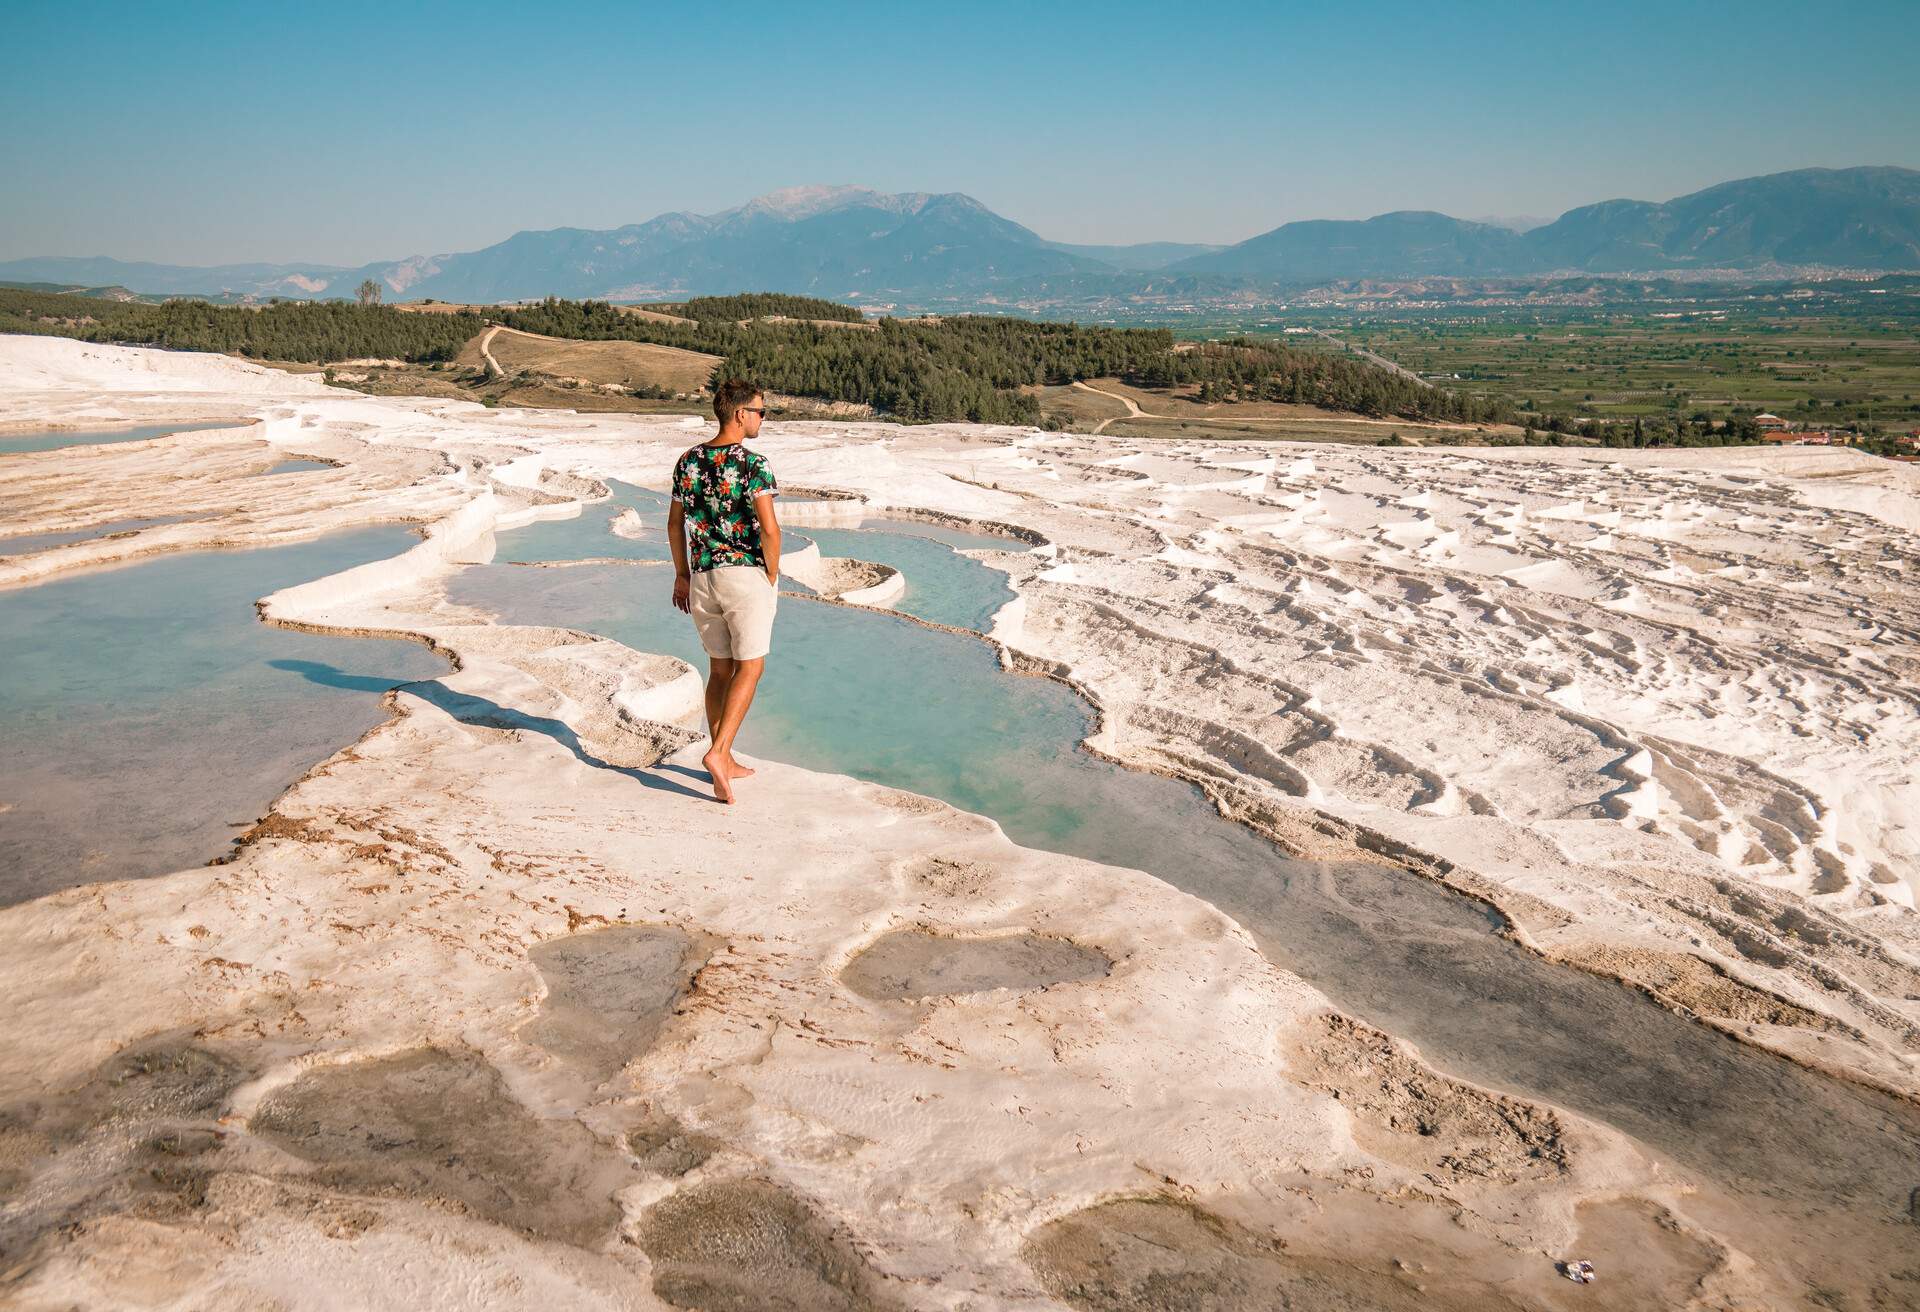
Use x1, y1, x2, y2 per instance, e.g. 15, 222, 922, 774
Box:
669, 378, 781, 803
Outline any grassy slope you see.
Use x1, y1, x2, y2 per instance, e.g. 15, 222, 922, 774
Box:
1034, 378, 1521, 444
455, 327, 722, 395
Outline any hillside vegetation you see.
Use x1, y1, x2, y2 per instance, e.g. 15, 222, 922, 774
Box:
4, 284, 1783, 443
497, 295, 1516, 426
643, 293, 866, 324
0, 288, 483, 363
0, 280, 157, 302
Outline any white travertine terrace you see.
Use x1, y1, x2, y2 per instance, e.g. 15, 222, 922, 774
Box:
1, 335, 1916, 1308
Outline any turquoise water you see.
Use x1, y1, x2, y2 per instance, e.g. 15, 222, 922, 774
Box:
450, 523, 1920, 1292
0, 421, 239, 456
0, 526, 447, 904
258, 458, 334, 475
795, 524, 1015, 631
495, 484, 1008, 628
497, 480, 672, 564
844, 517, 1026, 553
0, 516, 197, 557
454, 561, 1175, 860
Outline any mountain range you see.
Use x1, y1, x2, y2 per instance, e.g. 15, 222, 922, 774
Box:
5, 168, 1916, 306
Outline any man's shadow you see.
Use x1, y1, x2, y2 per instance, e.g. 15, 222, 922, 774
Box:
267, 658, 404, 694
269, 659, 714, 802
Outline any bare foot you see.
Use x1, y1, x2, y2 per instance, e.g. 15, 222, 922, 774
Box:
725, 755, 756, 779
702, 749, 734, 804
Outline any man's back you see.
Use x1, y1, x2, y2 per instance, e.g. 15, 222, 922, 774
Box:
670, 441, 778, 572
669, 379, 780, 805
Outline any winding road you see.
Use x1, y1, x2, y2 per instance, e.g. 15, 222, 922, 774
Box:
477, 325, 505, 379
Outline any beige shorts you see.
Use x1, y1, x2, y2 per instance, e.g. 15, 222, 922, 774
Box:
688, 565, 777, 660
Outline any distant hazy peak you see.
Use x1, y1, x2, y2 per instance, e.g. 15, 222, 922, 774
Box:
736, 184, 881, 218
722, 184, 947, 222
1366, 210, 1504, 227
1465, 214, 1555, 233
706, 185, 1008, 226
8, 165, 1916, 303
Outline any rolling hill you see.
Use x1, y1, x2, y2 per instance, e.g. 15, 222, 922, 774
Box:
455, 326, 721, 394
1171, 211, 1527, 279
1174, 167, 1920, 278
4, 168, 1916, 306
1519, 166, 1920, 272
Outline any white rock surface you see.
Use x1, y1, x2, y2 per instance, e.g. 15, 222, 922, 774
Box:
2, 335, 1912, 1308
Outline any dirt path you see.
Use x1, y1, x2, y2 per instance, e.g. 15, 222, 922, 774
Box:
477, 325, 505, 379
1071, 380, 1144, 433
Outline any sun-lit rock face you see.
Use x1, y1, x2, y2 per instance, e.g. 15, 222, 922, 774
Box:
1, 335, 1916, 1309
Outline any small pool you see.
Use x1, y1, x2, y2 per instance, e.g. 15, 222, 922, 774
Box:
493, 485, 1012, 631
793, 523, 1014, 631
497, 480, 672, 564
0, 525, 448, 904
0, 516, 198, 557
0, 420, 243, 456
454, 559, 1172, 859
850, 517, 1027, 553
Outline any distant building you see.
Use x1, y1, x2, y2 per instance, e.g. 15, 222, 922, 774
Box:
1753, 413, 1789, 429
1759, 430, 1832, 446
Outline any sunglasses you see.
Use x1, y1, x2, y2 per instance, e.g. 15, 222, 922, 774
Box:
741, 406, 768, 417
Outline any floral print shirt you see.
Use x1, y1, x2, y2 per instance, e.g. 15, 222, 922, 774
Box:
670, 442, 778, 572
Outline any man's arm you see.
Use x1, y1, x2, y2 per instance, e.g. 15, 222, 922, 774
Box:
753, 493, 780, 585
668, 501, 691, 612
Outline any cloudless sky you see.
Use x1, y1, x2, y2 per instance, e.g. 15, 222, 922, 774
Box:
4, 0, 1917, 265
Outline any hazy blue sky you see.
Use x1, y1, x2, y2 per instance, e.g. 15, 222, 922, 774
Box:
5, 0, 1916, 265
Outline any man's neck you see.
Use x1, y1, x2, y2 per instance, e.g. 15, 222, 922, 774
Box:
703, 428, 746, 448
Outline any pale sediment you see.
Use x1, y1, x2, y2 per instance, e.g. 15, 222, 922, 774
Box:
0, 335, 1915, 1307
780, 549, 906, 605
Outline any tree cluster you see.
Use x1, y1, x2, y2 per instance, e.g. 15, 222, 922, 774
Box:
496, 297, 1523, 427
644, 293, 866, 324
1146, 338, 1509, 425
0, 289, 484, 364
1493, 411, 1770, 448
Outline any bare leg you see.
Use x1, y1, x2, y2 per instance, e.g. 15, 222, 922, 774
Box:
704, 657, 754, 780
702, 656, 764, 804
705, 657, 735, 740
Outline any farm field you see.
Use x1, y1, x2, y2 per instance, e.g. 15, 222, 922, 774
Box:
1034, 377, 1519, 444
455, 326, 722, 395
1330, 313, 1920, 432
